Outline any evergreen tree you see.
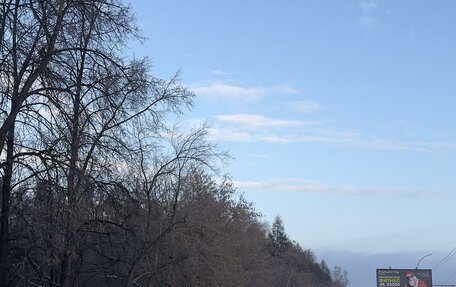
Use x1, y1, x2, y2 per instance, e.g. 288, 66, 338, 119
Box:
269, 215, 289, 252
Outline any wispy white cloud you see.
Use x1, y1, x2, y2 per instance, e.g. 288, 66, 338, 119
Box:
274, 85, 300, 94
213, 114, 306, 128
211, 69, 229, 76
208, 114, 326, 144
192, 83, 265, 102
207, 127, 291, 144
358, 0, 379, 29
190, 82, 299, 103
296, 128, 358, 145
234, 178, 428, 196
204, 113, 456, 154
207, 114, 354, 145
360, 0, 378, 14
372, 140, 456, 153
289, 100, 323, 113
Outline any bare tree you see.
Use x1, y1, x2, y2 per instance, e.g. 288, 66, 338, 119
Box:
0, 0, 190, 285
0, 1, 72, 282
332, 266, 350, 287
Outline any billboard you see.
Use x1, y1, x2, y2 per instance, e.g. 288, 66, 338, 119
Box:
376, 269, 432, 287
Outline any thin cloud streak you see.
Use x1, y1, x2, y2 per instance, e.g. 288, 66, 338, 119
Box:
213, 114, 307, 128
289, 100, 323, 113
205, 114, 456, 154
190, 82, 300, 103
234, 178, 429, 196
211, 69, 229, 75
210, 125, 456, 153
208, 127, 291, 144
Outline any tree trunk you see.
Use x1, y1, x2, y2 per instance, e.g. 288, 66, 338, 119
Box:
60, 252, 72, 287
0, 125, 15, 285
60, 57, 83, 286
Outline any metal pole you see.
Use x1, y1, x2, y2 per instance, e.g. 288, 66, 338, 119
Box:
415, 253, 432, 269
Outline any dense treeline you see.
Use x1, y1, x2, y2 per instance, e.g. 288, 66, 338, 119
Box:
0, 0, 348, 286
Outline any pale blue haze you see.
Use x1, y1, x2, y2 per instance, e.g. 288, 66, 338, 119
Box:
129, 1, 456, 286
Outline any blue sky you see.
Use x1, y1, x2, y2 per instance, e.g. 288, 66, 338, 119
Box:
129, 1, 456, 286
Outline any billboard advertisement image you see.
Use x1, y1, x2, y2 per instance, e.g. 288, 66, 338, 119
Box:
376, 269, 432, 287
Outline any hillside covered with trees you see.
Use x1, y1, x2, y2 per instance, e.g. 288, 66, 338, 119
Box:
0, 0, 348, 286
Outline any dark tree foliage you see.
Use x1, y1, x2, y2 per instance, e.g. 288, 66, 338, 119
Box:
0, 1, 349, 286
